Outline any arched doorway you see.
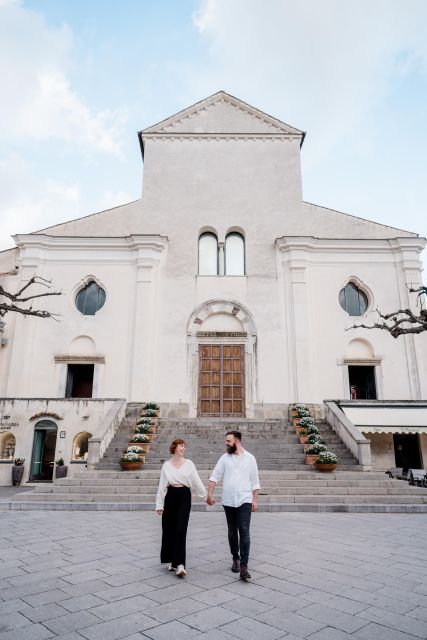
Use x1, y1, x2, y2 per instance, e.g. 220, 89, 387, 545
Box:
30, 420, 58, 482
187, 300, 257, 418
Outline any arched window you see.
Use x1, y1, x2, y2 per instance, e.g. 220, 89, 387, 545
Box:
75, 281, 106, 315
225, 232, 245, 275
72, 431, 92, 460
339, 282, 368, 316
198, 233, 219, 275
0, 432, 15, 460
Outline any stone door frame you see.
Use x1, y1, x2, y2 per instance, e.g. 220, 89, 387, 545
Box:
187, 300, 257, 418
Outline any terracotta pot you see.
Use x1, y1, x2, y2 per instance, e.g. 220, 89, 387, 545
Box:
314, 463, 337, 473
299, 435, 309, 444
305, 454, 320, 465
120, 461, 144, 471
291, 409, 298, 418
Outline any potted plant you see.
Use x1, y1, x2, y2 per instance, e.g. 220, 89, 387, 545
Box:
303, 433, 326, 452
140, 403, 160, 418
55, 457, 68, 479
12, 458, 25, 486
135, 423, 154, 439
129, 432, 151, 453
306, 424, 319, 436
296, 416, 315, 433
314, 451, 339, 472
120, 450, 145, 471
305, 443, 327, 465
291, 403, 307, 418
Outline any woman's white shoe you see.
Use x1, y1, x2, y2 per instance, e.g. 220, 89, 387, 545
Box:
168, 564, 176, 572
176, 564, 187, 577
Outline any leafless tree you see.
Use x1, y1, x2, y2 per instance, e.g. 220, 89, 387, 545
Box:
0, 274, 61, 320
347, 286, 427, 338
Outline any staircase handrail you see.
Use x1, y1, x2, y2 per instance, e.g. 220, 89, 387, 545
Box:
87, 399, 127, 469
324, 400, 372, 470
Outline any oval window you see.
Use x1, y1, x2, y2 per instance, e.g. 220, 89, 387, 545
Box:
75, 281, 106, 315
339, 282, 368, 316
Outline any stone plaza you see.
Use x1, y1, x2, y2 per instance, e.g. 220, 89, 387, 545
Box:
1, 510, 427, 640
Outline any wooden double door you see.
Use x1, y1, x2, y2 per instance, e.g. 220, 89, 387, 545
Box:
198, 344, 245, 417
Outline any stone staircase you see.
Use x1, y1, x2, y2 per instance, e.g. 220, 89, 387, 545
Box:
4, 404, 427, 512
97, 410, 361, 472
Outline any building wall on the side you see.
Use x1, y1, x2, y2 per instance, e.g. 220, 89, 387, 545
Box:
363, 432, 396, 470
0, 399, 117, 486
3, 246, 137, 400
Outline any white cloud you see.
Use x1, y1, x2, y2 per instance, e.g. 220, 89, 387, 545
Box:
0, 0, 126, 156
0, 154, 81, 250
192, 0, 427, 164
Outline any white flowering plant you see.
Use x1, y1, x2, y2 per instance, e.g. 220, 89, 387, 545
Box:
306, 424, 319, 435
120, 451, 143, 463
307, 434, 325, 445
125, 446, 145, 455
316, 451, 338, 464
135, 424, 151, 434
144, 402, 159, 410
131, 433, 150, 443
298, 417, 315, 428
306, 443, 327, 455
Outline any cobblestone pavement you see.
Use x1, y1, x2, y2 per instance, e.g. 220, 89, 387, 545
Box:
0, 511, 426, 640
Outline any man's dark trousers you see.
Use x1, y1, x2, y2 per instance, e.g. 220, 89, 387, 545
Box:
223, 502, 252, 565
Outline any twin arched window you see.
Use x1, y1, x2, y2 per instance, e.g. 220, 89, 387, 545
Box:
198, 232, 245, 276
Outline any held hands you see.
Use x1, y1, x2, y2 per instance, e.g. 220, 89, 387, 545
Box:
156, 509, 164, 515
251, 501, 258, 512
206, 495, 215, 506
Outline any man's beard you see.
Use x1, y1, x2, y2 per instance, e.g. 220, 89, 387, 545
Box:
226, 444, 237, 454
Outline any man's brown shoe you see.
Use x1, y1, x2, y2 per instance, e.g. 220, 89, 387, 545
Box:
231, 559, 240, 573
240, 565, 251, 581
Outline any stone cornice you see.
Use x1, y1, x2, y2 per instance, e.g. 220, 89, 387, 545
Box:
54, 355, 105, 364
276, 236, 426, 254
143, 133, 300, 142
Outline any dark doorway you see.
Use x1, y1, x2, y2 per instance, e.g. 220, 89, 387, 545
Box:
30, 420, 57, 482
393, 433, 421, 471
348, 366, 377, 399
66, 364, 94, 398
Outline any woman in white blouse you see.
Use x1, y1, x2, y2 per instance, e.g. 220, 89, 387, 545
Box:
156, 438, 208, 577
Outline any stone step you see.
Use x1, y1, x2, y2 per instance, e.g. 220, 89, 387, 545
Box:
19, 493, 427, 504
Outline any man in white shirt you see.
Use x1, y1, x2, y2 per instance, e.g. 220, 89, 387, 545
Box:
207, 430, 260, 581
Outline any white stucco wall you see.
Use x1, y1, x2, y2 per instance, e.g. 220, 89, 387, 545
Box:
0, 398, 119, 486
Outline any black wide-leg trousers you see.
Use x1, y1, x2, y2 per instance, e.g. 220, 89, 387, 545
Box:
160, 486, 191, 567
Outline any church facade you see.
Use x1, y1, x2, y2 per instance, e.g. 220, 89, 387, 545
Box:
1, 91, 426, 483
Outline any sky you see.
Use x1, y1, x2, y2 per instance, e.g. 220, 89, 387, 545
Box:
1, 0, 426, 277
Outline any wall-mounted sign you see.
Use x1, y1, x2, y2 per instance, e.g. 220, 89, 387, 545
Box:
0, 422, 19, 430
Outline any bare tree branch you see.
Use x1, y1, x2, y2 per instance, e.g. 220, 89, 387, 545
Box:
347, 285, 427, 338
0, 275, 62, 320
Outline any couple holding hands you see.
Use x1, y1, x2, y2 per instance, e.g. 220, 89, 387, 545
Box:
156, 430, 260, 582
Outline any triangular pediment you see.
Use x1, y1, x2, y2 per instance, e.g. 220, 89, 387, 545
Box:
141, 91, 304, 137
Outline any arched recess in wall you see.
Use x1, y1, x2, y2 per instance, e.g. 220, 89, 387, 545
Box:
69, 336, 96, 356
0, 432, 15, 460
72, 431, 92, 461
186, 300, 257, 418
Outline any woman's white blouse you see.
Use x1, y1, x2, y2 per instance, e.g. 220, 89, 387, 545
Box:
156, 459, 207, 510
